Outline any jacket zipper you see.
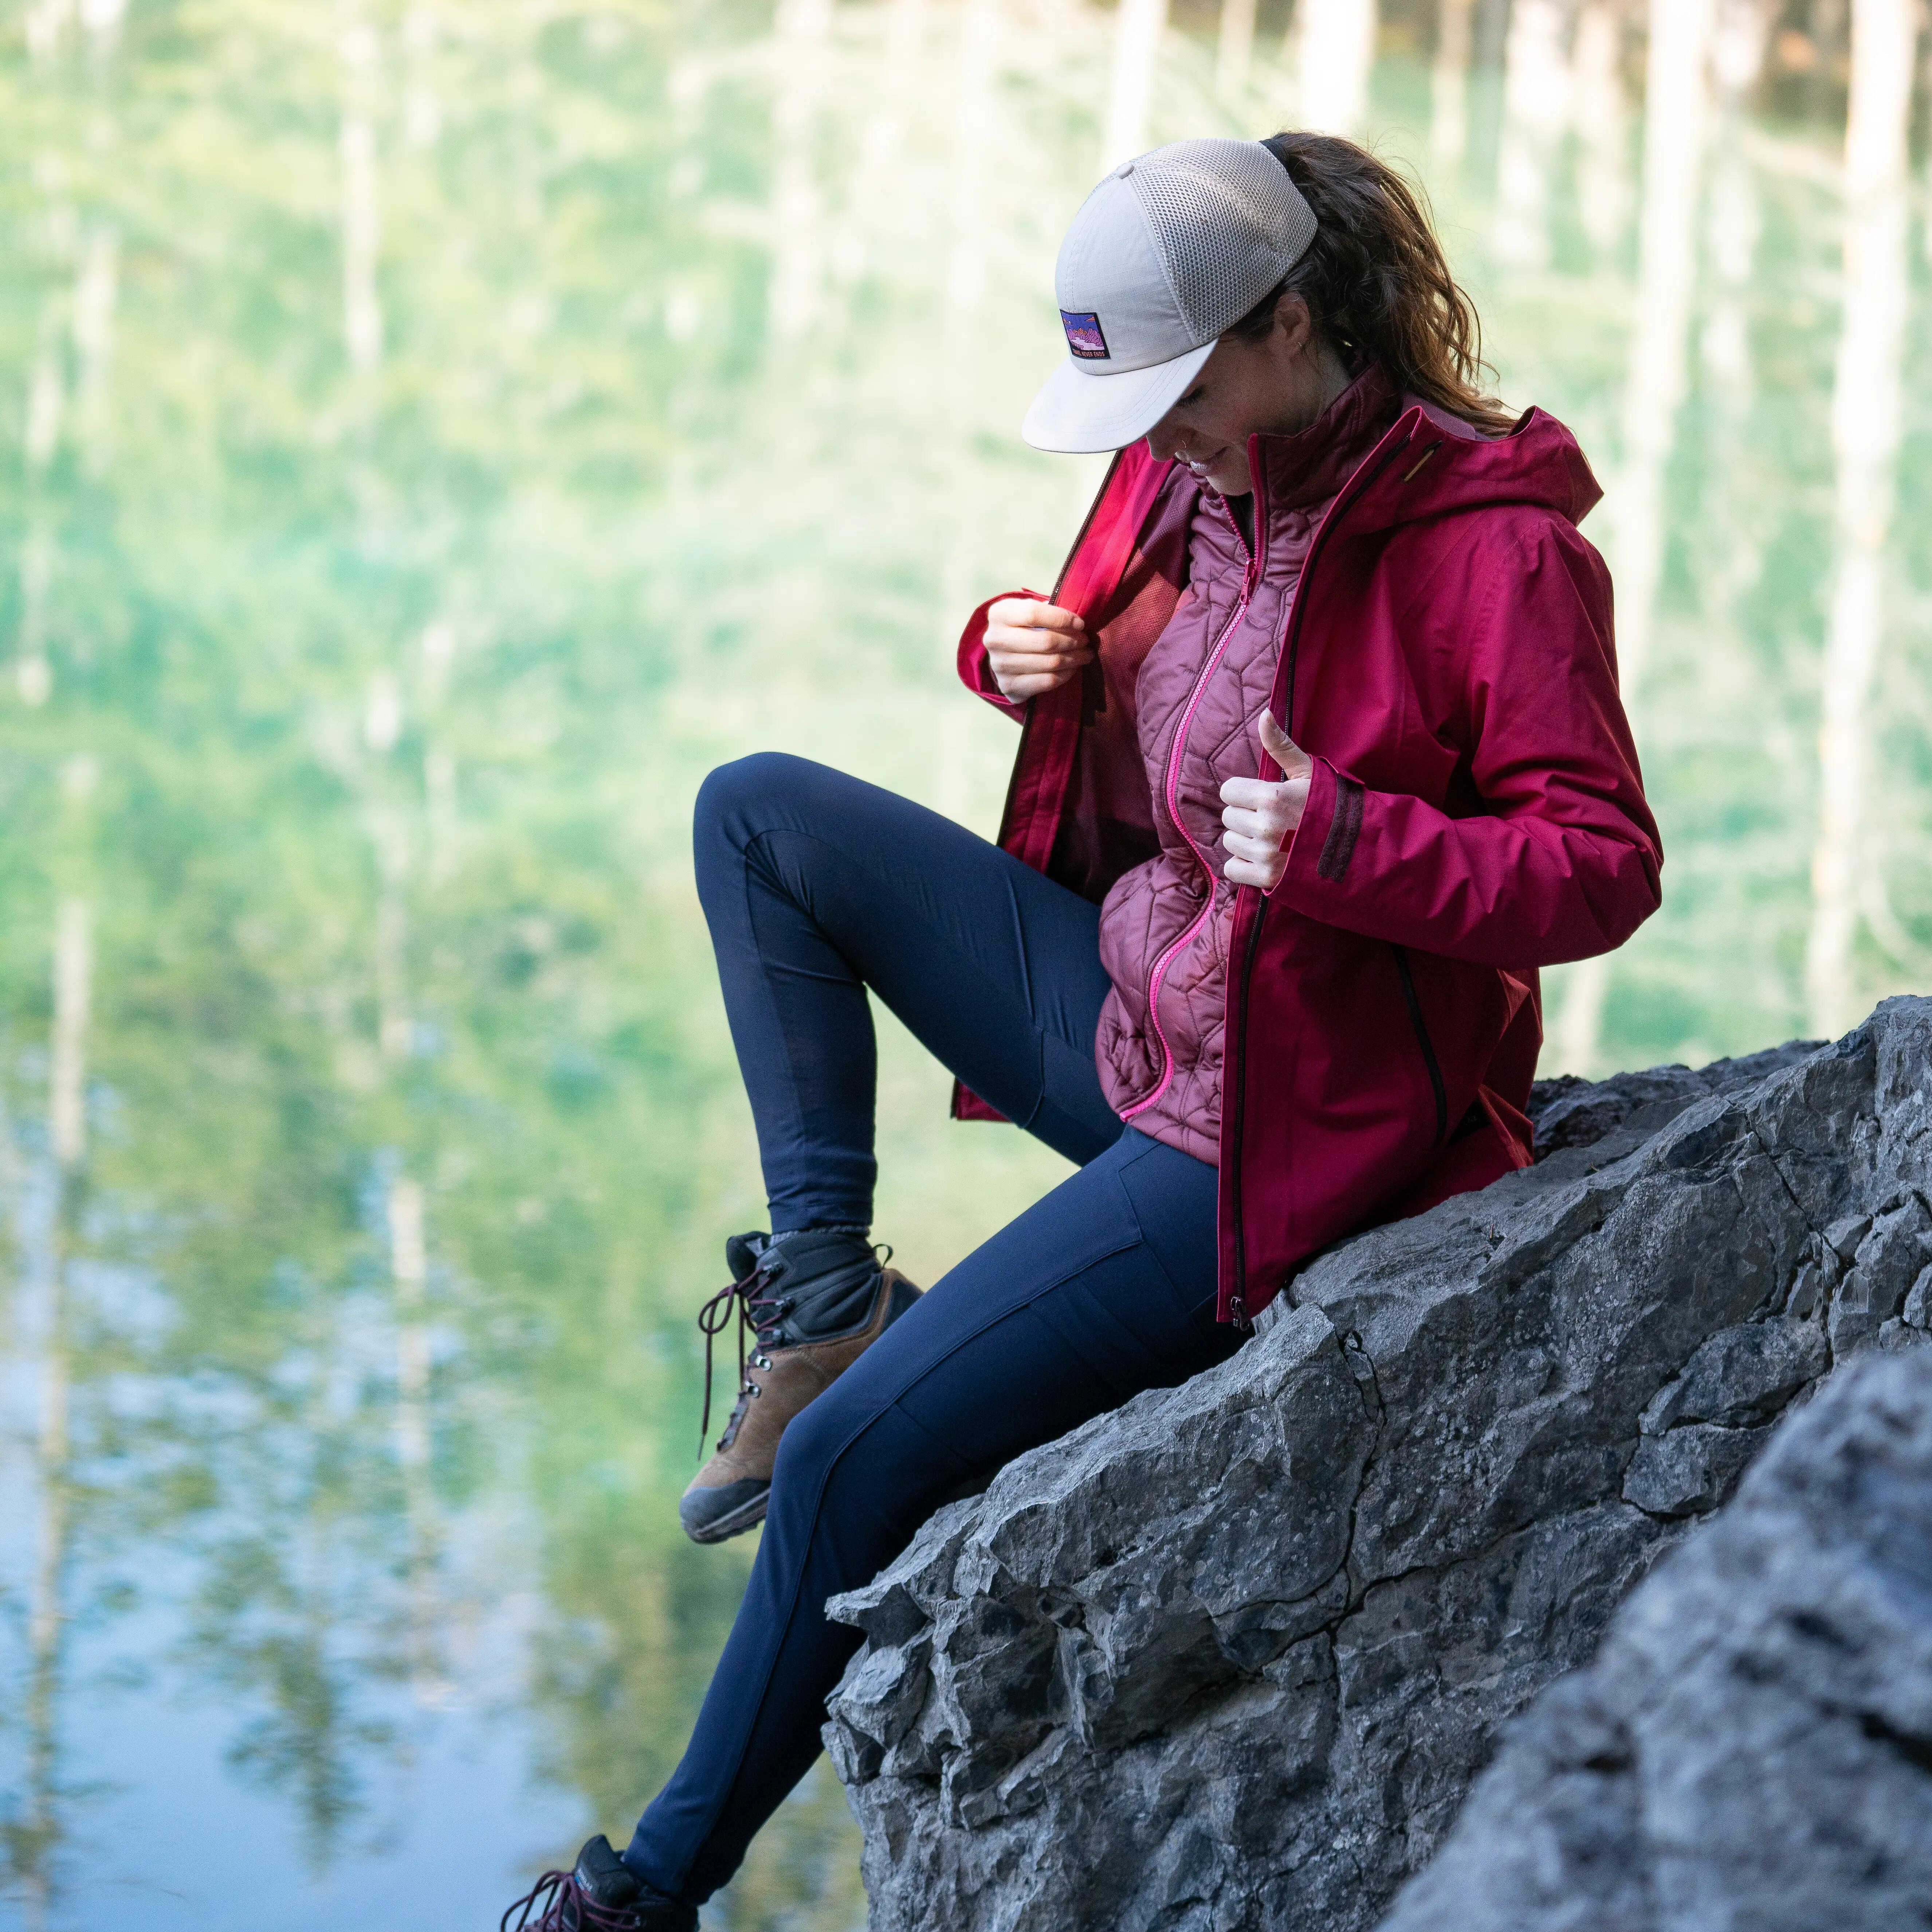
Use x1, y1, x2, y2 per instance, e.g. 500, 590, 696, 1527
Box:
1119, 499, 1257, 1125
1225, 880, 1269, 1325
1392, 945, 1449, 1143
1224, 428, 1419, 1308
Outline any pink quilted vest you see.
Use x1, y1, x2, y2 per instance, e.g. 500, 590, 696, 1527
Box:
1094, 372, 1400, 1162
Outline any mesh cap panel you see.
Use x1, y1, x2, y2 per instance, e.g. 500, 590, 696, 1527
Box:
1125, 140, 1318, 345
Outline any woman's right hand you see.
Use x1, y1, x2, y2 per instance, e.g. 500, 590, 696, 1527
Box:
983, 599, 1092, 702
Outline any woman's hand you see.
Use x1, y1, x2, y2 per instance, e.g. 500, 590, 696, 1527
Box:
1219, 710, 1314, 891
984, 599, 1092, 702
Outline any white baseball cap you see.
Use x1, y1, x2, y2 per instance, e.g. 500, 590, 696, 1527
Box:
1022, 138, 1319, 456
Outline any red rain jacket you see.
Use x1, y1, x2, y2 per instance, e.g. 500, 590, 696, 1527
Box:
956, 397, 1662, 1326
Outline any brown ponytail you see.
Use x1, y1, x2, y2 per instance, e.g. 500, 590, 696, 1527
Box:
1231, 132, 1515, 436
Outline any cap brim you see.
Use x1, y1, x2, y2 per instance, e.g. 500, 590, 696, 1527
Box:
1020, 338, 1216, 455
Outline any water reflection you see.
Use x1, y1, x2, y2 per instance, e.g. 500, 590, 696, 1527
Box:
0, 2, 1929, 1926
16, 896, 87, 1932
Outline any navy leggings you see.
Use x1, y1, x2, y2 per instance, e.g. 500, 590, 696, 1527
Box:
625, 753, 1239, 1902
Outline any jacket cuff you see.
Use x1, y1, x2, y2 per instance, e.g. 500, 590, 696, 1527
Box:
1270, 755, 1366, 900
957, 588, 1046, 720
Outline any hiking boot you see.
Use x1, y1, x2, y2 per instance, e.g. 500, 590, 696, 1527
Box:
500, 1834, 696, 1932
680, 1228, 922, 1545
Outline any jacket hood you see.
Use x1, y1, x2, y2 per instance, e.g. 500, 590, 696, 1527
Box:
1365, 397, 1604, 530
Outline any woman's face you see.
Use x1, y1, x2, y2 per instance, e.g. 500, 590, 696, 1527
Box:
1143, 292, 1351, 498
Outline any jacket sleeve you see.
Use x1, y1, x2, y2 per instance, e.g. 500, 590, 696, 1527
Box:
1268, 519, 1662, 967
957, 590, 1050, 722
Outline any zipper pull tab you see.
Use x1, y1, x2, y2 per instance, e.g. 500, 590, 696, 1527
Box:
1229, 1293, 1252, 1334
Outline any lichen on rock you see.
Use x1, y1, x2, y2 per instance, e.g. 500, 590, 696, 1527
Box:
823, 1000, 1932, 1931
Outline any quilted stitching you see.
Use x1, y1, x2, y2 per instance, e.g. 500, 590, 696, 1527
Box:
1095, 396, 1393, 1156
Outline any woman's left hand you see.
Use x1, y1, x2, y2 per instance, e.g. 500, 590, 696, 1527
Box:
1218, 710, 1314, 892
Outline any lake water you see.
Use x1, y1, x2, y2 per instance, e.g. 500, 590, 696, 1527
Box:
0, 3, 1926, 1927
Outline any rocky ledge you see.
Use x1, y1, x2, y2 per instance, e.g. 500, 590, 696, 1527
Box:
822, 998, 1932, 1931
1377, 1347, 1932, 1931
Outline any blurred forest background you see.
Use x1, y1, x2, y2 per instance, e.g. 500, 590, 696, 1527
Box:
1, 0, 1930, 1925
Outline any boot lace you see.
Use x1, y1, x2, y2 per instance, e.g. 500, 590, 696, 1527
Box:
693, 1237, 894, 1454
695, 1244, 786, 1453
500, 1868, 644, 1932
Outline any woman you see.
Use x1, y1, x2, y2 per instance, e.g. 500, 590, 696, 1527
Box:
505, 132, 1661, 1930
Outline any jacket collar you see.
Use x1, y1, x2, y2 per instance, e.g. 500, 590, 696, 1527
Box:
1245, 364, 1404, 516
1130, 366, 1605, 568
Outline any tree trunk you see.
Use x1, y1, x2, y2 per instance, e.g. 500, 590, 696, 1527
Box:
1805, 0, 1916, 1036
1555, 0, 1713, 1075
1218, 0, 1258, 105
1297, 0, 1378, 136
339, 0, 383, 386
1495, 0, 1576, 266
768, 0, 833, 341
1102, 0, 1169, 170
1432, 0, 1476, 169
939, 0, 1003, 826
1571, 0, 1632, 259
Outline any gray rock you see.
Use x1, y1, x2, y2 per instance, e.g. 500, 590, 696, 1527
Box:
1637, 1317, 1828, 1433
1525, 1038, 1822, 1160
1828, 1194, 1932, 1353
1622, 1420, 1771, 1515
1826, 1211, 1876, 1259
1374, 1351, 1932, 1932
1904, 1263, 1932, 1329
825, 1000, 1932, 1932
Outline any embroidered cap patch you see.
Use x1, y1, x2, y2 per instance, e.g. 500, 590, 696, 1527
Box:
1060, 310, 1110, 360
